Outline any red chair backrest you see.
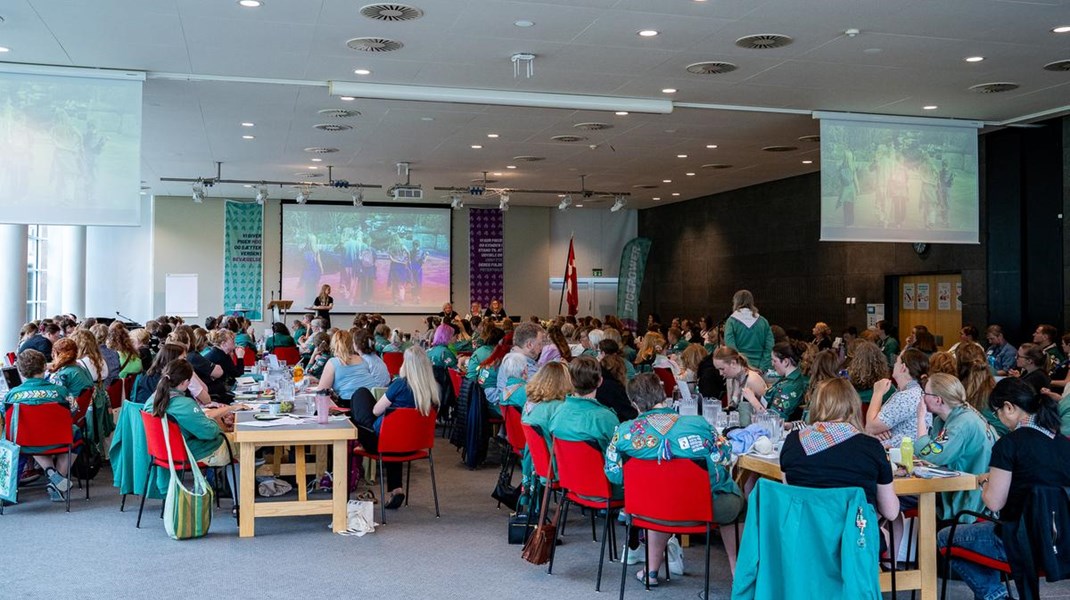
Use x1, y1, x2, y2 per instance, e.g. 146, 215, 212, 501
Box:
554, 438, 613, 500
382, 352, 404, 377
122, 374, 138, 399
622, 458, 713, 524
107, 379, 125, 409
5, 403, 75, 447
377, 408, 437, 454
140, 410, 191, 467
272, 346, 301, 365
653, 367, 676, 397
242, 348, 257, 367
521, 423, 554, 480
72, 388, 94, 425
5, 351, 15, 366
501, 405, 527, 455
448, 368, 462, 397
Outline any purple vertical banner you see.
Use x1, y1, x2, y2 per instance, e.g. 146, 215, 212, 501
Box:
469, 208, 504, 306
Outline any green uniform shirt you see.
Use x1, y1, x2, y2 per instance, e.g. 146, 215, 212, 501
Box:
500, 376, 528, 410
427, 344, 458, 369
982, 407, 1011, 438
879, 336, 900, 368
916, 406, 997, 522
451, 339, 473, 354
604, 407, 739, 496
547, 395, 619, 451
724, 314, 774, 372
143, 390, 226, 461
117, 351, 143, 378
671, 340, 689, 355
521, 398, 564, 486
49, 364, 94, 397
235, 332, 256, 351
466, 345, 494, 381
857, 385, 896, 406
624, 360, 637, 381
374, 335, 390, 354
623, 347, 638, 364
265, 334, 296, 351
762, 368, 809, 420
1058, 396, 1070, 437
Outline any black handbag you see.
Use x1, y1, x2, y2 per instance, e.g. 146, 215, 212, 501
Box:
491, 476, 522, 511
508, 512, 535, 545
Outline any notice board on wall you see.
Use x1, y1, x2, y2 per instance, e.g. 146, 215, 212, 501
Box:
165, 273, 198, 318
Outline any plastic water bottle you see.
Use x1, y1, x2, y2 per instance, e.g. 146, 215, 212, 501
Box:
900, 437, 914, 475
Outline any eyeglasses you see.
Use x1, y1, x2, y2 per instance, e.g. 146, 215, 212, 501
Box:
922, 392, 942, 401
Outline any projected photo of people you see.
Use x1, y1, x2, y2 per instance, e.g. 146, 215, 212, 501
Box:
820, 119, 979, 244
282, 205, 451, 314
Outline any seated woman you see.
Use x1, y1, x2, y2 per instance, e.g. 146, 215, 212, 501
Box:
426, 323, 458, 369
202, 329, 247, 402
108, 323, 143, 378
350, 346, 440, 510
956, 343, 1006, 437
605, 373, 743, 583
915, 373, 997, 522
677, 343, 708, 384
937, 378, 1070, 600
143, 358, 242, 504
596, 339, 639, 422
313, 330, 377, 405
519, 361, 573, 488
743, 340, 810, 421
539, 325, 572, 365
50, 334, 113, 451
547, 357, 619, 451
90, 324, 121, 387
928, 351, 958, 377
780, 378, 900, 552
866, 348, 931, 448
168, 327, 223, 394
2, 349, 76, 502
1011, 342, 1051, 393
466, 326, 504, 382
305, 333, 332, 379
132, 328, 154, 371
134, 343, 211, 407
373, 323, 392, 354
233, 317, 258, 353
811, 322, 833, 351
713, 346, 768, 426
848, 340, 894, 412
354, 330, 390, 388
264, 322, 297, 352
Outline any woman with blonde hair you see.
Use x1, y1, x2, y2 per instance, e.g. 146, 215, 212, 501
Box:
724, 289, 774, 372
811, 321, 833, 351
713, 346, 767, 426
520, 361, 574, 486
203, 329, 246, 401
955, 343, 1005, 436
351, 345, 441, 509
90, 323, 121, 386
678, 343, 708, 383
312, 329, 377, 404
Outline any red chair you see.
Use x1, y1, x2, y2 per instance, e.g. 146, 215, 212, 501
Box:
5, 351, 15, 366
494, 405, 527, 509
652, 367, 677, 397
136, 411, 234, 528
939, 510, 1019, 600
271, 345, 301, 366
72, 388, 94, 427
352, 408, 440, 524
619, 458, 721, 600
521, 423, 559, 491
382, 352, 404, 378
241, 348, 257, 367
122, 374, 138, 401
448, 369, 462, 398
2, 403, 84, 513
106, 379, 125, 410
552, 438, 626, 590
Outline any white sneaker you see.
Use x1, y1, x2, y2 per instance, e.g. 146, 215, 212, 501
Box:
667, 536, 685, 575
622, 543, 646, 565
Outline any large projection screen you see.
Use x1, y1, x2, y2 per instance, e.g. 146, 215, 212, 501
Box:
0, 66, 143, 226
282, 204, 451, 315
817, 112, 981, 244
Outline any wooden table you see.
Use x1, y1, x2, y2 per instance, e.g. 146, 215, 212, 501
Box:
737, 453, 978, 600
232, 413, 356, 537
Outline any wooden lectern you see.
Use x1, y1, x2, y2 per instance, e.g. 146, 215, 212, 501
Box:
267, 300, 293, 325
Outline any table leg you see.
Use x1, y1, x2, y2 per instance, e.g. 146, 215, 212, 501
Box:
296, 445, 308, 502
239, 441, 256, 537
917, 492, 938, 600
315, 445, 327, 481
272, 445, 283, 476
332, 440, 348, 533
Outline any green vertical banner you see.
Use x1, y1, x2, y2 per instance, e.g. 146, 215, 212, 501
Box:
616, 237, 651, 332
223, 200, 263, 321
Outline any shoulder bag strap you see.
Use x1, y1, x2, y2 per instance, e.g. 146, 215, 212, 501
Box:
160, 417, 210, 492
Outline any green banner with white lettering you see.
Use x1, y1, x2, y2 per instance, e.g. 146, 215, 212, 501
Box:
223, 200, 263, 321
616, 237, 651, 332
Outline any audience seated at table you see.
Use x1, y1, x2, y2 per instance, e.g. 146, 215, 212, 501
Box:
264, 322, 297, 352
714, 346, 768, 427
313, 330, 377, 405
350, 345, 440, 510
748, 340, 809, 421
134, 343, 211, 406
202, 329, 247, 402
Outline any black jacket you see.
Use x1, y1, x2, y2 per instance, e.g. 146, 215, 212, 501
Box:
596, 368, 638, 423
1002, 485, 1070, 600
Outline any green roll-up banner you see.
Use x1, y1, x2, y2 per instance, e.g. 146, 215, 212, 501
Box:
223, 200, 263, 321
616, 237, 651, 332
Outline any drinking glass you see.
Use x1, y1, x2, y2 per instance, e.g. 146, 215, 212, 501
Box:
728, 411, 740, 428
714, 412, 728, 435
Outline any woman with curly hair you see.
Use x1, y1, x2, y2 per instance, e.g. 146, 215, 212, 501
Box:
848, 340, 894, 410
928, 351, 958, 377
107, 322, 143, 378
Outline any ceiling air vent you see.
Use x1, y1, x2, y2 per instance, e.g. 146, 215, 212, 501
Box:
314, 123, 353, 132
701, 163, 733, 170
735, 34, 793, 49
318, 109, 361, 118
969, 82, 1019, 93
632, 184, 659, 189
360, 4, 423, 21
346, 37, 404, 53
1042, 59, 1070, 72
295, 173, 324, 179
686, 61, 739, 75
798, 134, 820, 143
512, 155, 545, 162
574, 122, 613, 131
304, 147, 340, 154
551, 135, 587, 143
762, 145, 798, 152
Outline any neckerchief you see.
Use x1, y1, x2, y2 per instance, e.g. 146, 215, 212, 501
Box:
799, 421, 860, 456
1018, 415, 1056, 439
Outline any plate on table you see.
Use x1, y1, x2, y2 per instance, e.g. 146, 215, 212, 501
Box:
254, 414, 282, 421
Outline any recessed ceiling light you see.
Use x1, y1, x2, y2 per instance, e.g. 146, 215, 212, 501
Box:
311, 158, 323, 162
615, 111, 629, 116
964, 56, 985, 63
706, 144, 718, 149
514, 19, 534, 28
506, 165, 517, 169
471, 145, 483, 149
487, 133, 499, 138
685, 172, 695, 176
662, 179, 672, 183
354, 69, 372, 75
243, 184, 253, 188
0, 47, 10, 53
420, 116, 434, 121
676, 154, 687, 158
923, 105, 938, 110
672, 193, 680, 196
308, 166, 319, 170
241, 122, 254, 127
242, 135, 255, 139
340, 96, 356, 101
237, 0, 261, 7
802, 160, 813, 164
652, 197, 661, 201
662, 88, 677, 94
1052, 26, 1070, 33
638, 30, 659, 37
492, 172, 503, 176
575, 204, 584, 208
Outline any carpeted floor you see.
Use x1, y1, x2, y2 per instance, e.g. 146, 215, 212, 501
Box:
2, 437, 1068, 600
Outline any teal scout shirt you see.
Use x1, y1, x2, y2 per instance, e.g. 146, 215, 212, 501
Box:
763, 369, 809, 420
522, 398, 564, 485
500, 377, 528, 410
466, 345, 494, 381
624, 359, 637, 381
374, 335, 390, 354
916, 405, 997, 522
427, 344, 458, 369
1060, 396, 1070, 437
49, 364, 94, 397
451, 339, 474, 354
604, 407, 739, 496
724, 315, 774, 372
547, 394, 619, 451
671, 340, 689, 355
265, 333, 296, 351
143, 390, 226, 461
879, 336, 900, 368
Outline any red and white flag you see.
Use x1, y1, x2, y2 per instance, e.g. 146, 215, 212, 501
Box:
565, 238, 578, 316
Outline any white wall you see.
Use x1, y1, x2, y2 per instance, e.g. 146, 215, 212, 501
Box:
85, 194, 153, 322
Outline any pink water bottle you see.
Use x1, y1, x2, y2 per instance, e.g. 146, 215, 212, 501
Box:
315, 392, 331, 425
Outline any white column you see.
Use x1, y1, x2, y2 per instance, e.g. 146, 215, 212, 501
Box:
58, 225, 87, 317
0, 224, 28, 352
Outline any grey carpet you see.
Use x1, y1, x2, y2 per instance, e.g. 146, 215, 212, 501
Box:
2, 438, 1068, 600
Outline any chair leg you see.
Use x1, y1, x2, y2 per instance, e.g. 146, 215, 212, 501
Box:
704, 523, 712, 600
619, 521, 632, 600
595, 501, 611, 591
907, 516, 917, 600
591, 507, 598, 542
136, 464, 153, 528
427, 451, 440, 518
664, 545, 670, 581
66, 447, 73, 513
548, 498, 567, 575
644, 535, 651, 590
120, 493, 127, 512
889, 517, 897, 599
378, 457, 387, 525
405, 461, 412, 506
560, 497, 572, 538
